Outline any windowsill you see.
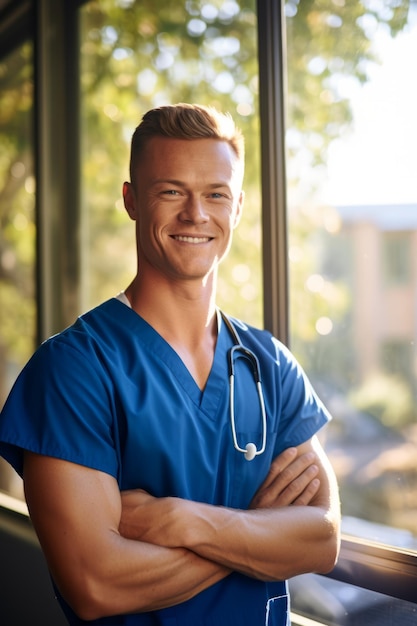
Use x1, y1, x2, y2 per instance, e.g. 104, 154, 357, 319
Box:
0, 490, 28, 516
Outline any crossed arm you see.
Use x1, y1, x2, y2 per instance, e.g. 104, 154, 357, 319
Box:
23, 436, 340, 621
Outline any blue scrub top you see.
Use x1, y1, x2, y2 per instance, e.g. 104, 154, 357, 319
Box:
0, 298, 331, 625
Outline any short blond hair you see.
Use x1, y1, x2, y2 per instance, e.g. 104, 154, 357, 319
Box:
129, 103, 244, 182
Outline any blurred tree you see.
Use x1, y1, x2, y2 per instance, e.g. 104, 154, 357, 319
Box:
0, 0, 411, 398
285, 0, 410, 380
285, 0, 409, 164
0, 42, 35, 406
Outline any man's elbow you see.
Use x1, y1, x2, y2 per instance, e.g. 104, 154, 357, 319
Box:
315, 511, 341, 574
58, 574, 112, 622
71, 599, 106, 623
315, 539, 339, 574
55, 566, 127, 622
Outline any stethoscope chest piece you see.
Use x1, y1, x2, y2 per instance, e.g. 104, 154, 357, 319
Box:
244, 442, 258, 461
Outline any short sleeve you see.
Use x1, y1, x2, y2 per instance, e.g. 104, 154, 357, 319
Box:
0, 335, 120, 479
271, 337, 331, 453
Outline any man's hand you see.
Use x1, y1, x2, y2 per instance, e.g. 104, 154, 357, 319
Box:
249, 447, 320, 510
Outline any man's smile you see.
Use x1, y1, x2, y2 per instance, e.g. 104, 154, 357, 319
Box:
171, 235, 213, 243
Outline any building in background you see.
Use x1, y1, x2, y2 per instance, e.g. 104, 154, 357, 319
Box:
337, 203, 417, 389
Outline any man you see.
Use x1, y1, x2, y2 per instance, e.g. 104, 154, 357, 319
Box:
0, 103, 340, 625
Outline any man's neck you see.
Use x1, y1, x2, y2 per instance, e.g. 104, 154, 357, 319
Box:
126, 270, 216, 325
124, 273, 218, 389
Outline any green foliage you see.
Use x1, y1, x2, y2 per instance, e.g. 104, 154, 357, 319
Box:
285, 0, 410, 382
285, 0, 410, 165
0, 0, 412, 403
0, 43, 35, 402
349, 372, 415, 428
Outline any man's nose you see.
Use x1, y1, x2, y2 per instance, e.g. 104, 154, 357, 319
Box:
180, 195, 209, 222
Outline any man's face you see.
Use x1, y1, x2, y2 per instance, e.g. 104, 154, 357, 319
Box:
123, 136, 244, 284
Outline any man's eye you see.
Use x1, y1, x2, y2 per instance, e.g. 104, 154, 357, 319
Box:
210, 192, 223, 199
163, 189, 180, 195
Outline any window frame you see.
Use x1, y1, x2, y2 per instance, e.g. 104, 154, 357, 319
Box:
35, 0, 84, 341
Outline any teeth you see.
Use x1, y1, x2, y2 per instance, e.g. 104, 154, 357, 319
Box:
174, 236, 210, 243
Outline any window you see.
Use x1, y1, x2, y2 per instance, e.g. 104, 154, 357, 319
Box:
285, 1, 417, 552
382, 231, 412, 285
0, 40, 35, 499
289, 573, 417, 625
380, 339, 413, 384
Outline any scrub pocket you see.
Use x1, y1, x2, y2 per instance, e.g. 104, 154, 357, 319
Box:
265, 593, 290, 626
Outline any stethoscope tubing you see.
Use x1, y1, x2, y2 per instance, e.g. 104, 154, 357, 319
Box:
221, 312, 268, 461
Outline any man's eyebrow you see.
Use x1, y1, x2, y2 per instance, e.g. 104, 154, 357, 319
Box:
207, 182, 232, 189
151, 179, 231, 189
150, 178, 185, 186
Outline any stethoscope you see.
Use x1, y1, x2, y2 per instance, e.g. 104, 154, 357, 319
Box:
221, 312, 267, 461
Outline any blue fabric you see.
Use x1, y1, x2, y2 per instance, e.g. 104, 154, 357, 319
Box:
0, 298, 330, 625
55, 575, 290, 626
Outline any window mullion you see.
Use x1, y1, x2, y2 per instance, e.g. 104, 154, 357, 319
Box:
35, 0, 81, 342
257, 0, 289, 343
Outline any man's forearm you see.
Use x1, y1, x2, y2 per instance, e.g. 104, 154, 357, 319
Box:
174, 498, 339, 580
118, 489, 232, 600
121, 494, 338, 581
119, 441, 340, 582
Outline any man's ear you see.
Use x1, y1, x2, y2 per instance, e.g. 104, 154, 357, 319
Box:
123, 181, 138, 220
233, 190, 245, 229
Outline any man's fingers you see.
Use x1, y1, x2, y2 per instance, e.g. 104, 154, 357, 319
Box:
292, 477, 321, 506
274, 464, 320, 507
259, 447, 298, 490
251, 463, 319, 509
261, 449, 316, 492
249, 449, 320, 509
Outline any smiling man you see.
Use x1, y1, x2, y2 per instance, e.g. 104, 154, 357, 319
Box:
0, 104, 340, 626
